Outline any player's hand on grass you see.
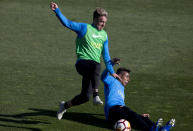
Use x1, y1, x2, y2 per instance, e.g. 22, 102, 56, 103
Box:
112, 58, 120, 65
50, 2, 58, 11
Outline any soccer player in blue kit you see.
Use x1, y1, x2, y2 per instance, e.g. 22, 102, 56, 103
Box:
101, 58, 175, 131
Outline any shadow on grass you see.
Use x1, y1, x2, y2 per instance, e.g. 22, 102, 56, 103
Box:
0, 108, 52, 131
0, 108, 111, 130
0, 117, 49, 124
61, 111, 111, 129
29, 108, 111, 129
0, 124, 41, 131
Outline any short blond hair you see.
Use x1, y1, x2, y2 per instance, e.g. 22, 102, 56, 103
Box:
93, 8, 108, 19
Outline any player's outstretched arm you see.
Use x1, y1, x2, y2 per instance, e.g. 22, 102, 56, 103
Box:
50, 2, 87, 37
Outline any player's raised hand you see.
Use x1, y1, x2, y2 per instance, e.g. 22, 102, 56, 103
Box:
50, 2, 58, 11
112, 58, 120, 65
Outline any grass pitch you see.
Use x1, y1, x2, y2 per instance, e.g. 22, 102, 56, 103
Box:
0, 0, 193, 130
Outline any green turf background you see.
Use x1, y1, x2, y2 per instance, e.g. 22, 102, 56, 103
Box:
0, 0, 193, 130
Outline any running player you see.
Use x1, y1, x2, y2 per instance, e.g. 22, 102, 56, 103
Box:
50, 2, 120, 120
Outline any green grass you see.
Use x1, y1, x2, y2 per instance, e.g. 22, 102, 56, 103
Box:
0, 0, 193, 130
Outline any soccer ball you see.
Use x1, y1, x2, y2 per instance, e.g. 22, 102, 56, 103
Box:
114, 119, 131, 131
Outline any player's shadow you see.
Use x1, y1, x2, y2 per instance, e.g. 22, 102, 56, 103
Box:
62, 111, 111, 129
29, 108, 111, 129
0, 108, 111, 130
0, 124, 42, 131
0, 108, 51, 131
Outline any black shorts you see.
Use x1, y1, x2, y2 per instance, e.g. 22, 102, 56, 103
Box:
75, 59, 101, 78
75, 59, 101, 96
108, 105, 155, 131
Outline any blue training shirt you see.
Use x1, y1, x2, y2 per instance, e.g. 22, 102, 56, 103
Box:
101, 64, 125, 119
54, 8, 114, 74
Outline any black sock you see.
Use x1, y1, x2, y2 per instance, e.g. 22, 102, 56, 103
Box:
64, 102, 71, 109
93, 92, 99, 97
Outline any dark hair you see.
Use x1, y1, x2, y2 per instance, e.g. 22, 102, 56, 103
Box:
93, 8, 108, 19
116, 67, 131, 75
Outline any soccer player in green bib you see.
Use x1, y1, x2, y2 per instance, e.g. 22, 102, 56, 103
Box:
50, 2, 121, 120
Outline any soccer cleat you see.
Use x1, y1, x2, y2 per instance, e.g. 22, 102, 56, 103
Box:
160, 118, 175, 131
156, 118, 163, 127
93, 96, 103, 105
168, 118, 175, 127
154, 118, 163, 131
57, 101, 66, 120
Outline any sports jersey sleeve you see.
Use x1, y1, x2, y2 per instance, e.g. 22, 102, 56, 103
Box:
101, 68, 109, 83
102, 36, 115, 75
101, 60, 115, 84
54, 8, 87, 38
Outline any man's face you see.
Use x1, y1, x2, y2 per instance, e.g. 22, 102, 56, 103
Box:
119, 72, 130, 86
94, 16, 107, 30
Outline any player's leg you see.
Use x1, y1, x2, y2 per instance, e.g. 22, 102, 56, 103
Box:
120, 106, 155, 131
64, 60, 94, 106
92, 61, 103, 105
108, 105, 123, 128
57, 60, 92, 120
70, 76, 92, 105
76, 59, 103, 105
57, 76, 92, 120
71, 59, 93, 105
